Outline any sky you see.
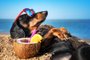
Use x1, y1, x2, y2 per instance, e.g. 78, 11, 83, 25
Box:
0, 0, 90, 19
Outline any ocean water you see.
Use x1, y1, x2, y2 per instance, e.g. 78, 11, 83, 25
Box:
0, 19, 90, 39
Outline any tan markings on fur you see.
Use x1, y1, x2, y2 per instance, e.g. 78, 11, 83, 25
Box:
53, 31, 65, 40
28, 12, 46, 32
63, 34, 69, 39
59, 27, 68, 34
37, 13, 42, 19
59, 27, 70, 39
28, 18, 40, 32
52, 28, 68, 40
29, 18, 39, 27
44, 28, 67, 41
37, 13, 45, 20
44, 28, 60, 39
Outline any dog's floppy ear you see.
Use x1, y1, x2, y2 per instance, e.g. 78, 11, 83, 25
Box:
19, 21, 28, 28
18, 14, 31, 28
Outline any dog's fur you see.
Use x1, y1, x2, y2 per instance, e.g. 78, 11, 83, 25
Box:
10, 11, 48, 38
70, 44, 90, 60
37, 25, 73, 54
10, 10, 89, 60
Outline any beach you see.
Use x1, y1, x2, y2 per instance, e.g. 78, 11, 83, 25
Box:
0, 34, 90, 60
0, 19, 90, 59
0, 34, 52, 60
0, 19, 90, 60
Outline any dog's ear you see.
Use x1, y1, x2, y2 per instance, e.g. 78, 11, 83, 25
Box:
18, 14, 30, 28
19, 21, 28, 28
19, 14, 31, 23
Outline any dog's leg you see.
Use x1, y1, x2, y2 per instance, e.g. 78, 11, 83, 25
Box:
52, 28, 67, 40
44, 28, 66, 41
59, 27, 72, 39
40, 28, 69, 54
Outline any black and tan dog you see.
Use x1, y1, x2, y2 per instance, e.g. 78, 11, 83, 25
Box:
10, 10, 73, 54
10, 10, 90, 60
10, 11, 48, 38
10, 10, 71, 42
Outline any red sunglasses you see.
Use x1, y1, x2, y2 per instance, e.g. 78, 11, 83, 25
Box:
15, 8, 35, 22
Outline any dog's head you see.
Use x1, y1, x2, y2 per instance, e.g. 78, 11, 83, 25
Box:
18, 11, 48, 32
29, 11, 48, 31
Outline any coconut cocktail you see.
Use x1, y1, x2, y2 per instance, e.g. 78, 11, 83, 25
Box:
13, 34, 43, 59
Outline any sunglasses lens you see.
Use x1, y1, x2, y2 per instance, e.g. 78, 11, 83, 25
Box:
26, 9, 32, 16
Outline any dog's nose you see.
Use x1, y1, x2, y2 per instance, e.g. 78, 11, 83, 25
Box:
42, 11, 48, 16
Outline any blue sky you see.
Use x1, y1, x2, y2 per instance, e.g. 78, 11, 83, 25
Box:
0, 0, 90, 19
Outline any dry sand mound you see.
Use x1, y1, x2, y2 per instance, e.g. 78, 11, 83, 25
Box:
0, 34, 52, 60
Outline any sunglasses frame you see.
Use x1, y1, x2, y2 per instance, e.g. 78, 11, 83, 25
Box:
14, 8, 35, 23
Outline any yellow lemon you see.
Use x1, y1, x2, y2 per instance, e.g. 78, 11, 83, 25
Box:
30, 34, 43, 43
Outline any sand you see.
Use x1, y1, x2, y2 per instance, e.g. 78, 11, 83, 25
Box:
0, 34, 90, 60
0, 34, 52, 60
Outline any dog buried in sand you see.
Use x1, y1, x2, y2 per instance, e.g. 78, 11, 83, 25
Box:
10, 8, 90, 60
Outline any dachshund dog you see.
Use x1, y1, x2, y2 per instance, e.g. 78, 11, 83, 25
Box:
10, 11, 48, 38
10, 10, 89, 60
10, 10, 73, 55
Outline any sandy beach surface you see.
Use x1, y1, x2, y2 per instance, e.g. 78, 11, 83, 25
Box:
0, 34, 52, 60
0, 34, 90, 60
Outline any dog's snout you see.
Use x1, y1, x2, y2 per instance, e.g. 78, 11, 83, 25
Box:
42, 11, 48, 16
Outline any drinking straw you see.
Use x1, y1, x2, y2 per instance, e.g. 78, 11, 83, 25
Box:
29, 29, 37, 42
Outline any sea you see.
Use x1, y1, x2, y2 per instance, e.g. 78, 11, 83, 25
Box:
0, 19, 90, 40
